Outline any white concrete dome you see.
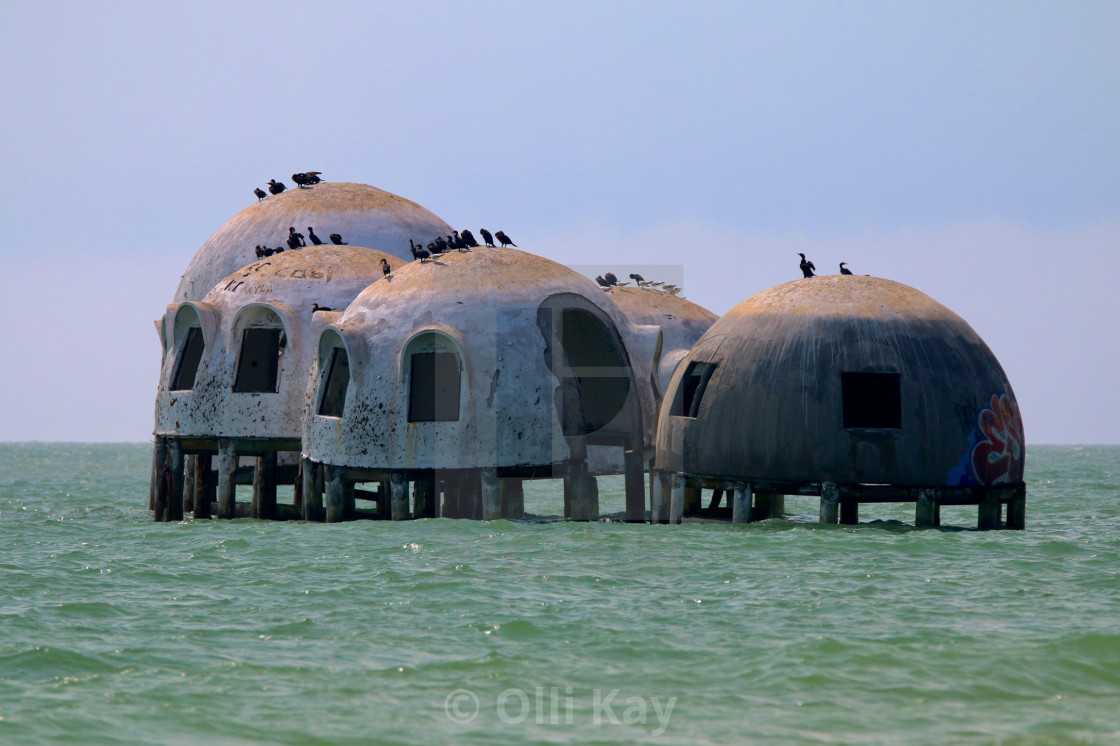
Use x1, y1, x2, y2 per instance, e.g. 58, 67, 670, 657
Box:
174, 182, 452, 302
304, 247, 660, 472
155, 246, 404, 440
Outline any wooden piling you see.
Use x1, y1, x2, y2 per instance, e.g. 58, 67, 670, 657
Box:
731, 482, 752, 524
193, 453, 212, 519
819, 482, 840, 524
390, 471, 409, 521
216, 438, 237, 519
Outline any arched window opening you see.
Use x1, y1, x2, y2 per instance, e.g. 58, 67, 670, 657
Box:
234, 326, 285, 393
556, 308, 630, 436
407, 333, 461, 423
318, 346, 350, 417
670, 361, 717, 418
171, 327, 205, 391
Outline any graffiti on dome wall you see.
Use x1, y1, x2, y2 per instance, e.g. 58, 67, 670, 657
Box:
948, 392, 1024, 486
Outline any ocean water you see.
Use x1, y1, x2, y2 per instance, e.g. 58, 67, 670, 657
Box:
1, 444, 1118, 745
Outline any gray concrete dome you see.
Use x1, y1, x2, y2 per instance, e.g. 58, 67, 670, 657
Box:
304, 247, 660, 472
600, 286, 719, 396
173, 182, 452, 302
156, 246, 404, 440
656, 275, 1025, 488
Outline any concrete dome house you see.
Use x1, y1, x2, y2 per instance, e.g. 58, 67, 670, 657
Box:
655, 275, 1026, 529
151, 246, 404, 521
174, 182, 452, 302
300, 247, 661, 523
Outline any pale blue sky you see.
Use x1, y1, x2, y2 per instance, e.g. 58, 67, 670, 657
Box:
1, 0, 1117, 442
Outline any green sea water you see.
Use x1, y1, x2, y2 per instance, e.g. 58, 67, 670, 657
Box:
1, 444, 1118, 745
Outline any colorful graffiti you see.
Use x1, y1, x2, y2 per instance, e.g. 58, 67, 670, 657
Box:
947, 392, 1025, 486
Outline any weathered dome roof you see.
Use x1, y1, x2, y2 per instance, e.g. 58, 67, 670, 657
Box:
175, 182, 451, 302
201, 245, 405, 317
657, 275, 1025, 487
339, 247, 622, 325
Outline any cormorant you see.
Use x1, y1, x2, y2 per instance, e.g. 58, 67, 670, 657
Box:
287, 227, 305, 250
451, 231, 468, 251
460, 229, 479, 248
311, 303, 333, 312
255, 245, 266, 258
381, 257, 391, 277
329, 233, 347, 245
479, 228, 495, 247
596, 275, 611, 288
495, 230, 516, 247
839, 262, 853, 275
307, 227, 323, 245
604, 272, 618, 286
262, 246, 275, 257
410, 240, 431, 262
291, 172, 322, 188
798, 253, 816, 278
433, 236, 448, 254
629, 273, 645, 283
254, 187, 267, 201
268, 179, 286, 195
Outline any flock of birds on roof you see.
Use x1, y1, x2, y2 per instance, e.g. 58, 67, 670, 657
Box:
798, 254, 863, 278
407, 228, 516, 262
254, 226, 349, 258
595, 272, 682, 296
253, 172, 323, 201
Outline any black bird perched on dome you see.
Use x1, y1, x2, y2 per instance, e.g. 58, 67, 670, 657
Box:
287, 227, 305, 250
451, 231, 469, 251
311, 303, 333, 313
410, 240, 431, 263
381, 257, 392, 277
604, 272, 619, 286
307, 227, 324, 246
329, 233, 347, 245
292, 171, 322, 188
479, 228, 495, 247
460, 229, 479, 248
798, 253, 816, 278
268, 179, 286, 195
839, 262, 853, 275
596, 275, 611, 288
255, 245, 266, 258
433, 236, 449, 254
495, 230, 516, 247
629, 273, 645, 283
254, 187, 267, 202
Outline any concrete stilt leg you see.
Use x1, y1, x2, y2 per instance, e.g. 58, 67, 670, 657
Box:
183, 454, 197, 515
650, 471, 664, 525
819, 482, 840, 524
390, 471, 409, 521
669, 473, 685, 525
413, 476, 436, 519
978, 488, 1002, 530
624, 450, 645, 523
500, 478, 525, 519
732, 482, 753, 524
301, 459, 323, 521
1006, 485, 1026, 530
481, 468, 501, 520
916, 488, 940, 528
566, 463, 599, 521
152, 436, 169, 521
167, 438, 185, 522
217, 438, 237, 519
325, 466, 346, 523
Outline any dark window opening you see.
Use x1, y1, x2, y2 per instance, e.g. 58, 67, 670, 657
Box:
233, 328, 282, 393
560, 309, 625, 368
408, 352, 461, 422
842, 372, 902, 429
560, 376, 632, 435
671, 361, 717, 417
554, 308, 630, 435
318, 347, 350, 417
171, 327, 205, 391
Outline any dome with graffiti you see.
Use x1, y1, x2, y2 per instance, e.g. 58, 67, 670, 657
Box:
656, 275, 1025, 488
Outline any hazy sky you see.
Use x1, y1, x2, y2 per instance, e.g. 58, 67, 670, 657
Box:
1, 1, 1117, 443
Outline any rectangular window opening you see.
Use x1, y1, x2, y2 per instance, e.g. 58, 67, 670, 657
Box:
842, 372, 902, 429
318, 348, 350, 417
233, 328, 282, 393
671, 361, 717, 418
408, 352, 461, 422
171, 327, 205, 391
